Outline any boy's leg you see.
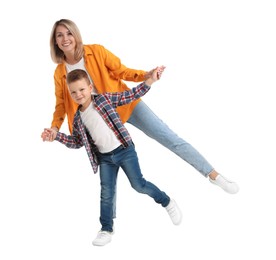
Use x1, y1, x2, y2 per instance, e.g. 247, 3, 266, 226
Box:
92, 152, 118, 246
112, 183, 117, 219
98, 159, 119, 233
117, 145, 170, 206
117, 145, 182, 224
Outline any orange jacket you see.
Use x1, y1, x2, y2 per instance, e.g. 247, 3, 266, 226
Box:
51, 44, 147, 134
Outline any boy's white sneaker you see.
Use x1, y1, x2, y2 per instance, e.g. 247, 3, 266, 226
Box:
165, 199, 182, 225
92, 230, 113, 246
209, 174, 239, 194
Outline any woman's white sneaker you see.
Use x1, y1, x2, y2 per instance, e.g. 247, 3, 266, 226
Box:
209, 174, 239, 194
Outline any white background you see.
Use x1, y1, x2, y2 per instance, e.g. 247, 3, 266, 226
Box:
1, 0, 275, 259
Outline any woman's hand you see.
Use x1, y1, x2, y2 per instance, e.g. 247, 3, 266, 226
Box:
41, 128, 58, 142
145, 65, 166, 86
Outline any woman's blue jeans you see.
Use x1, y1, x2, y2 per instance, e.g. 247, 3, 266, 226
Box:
97, 144, 170, 232
127, 100, 214, 177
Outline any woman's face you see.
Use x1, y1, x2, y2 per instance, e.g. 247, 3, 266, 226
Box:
55, 25, 76, 54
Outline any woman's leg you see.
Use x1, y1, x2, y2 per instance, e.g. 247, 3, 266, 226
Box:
127, 101, 214, 177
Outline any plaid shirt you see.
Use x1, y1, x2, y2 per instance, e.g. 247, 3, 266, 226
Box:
55, 82, 150, 174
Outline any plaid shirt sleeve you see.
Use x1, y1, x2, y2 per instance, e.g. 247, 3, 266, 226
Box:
55, 131, 84, 149
106, 82, 150, 108
55, 115, 84, 149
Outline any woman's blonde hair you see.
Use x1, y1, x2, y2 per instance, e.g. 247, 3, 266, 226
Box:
50, 19, 84, 64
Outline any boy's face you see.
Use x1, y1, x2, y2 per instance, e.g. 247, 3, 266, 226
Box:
68, 78, 93, 110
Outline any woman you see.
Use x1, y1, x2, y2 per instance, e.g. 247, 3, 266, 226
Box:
46, 19, 239, 196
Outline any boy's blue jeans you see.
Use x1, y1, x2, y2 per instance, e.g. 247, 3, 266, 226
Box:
97, 144, 170, 232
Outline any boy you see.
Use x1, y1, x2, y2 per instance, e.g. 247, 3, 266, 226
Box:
41, 67, 182, 246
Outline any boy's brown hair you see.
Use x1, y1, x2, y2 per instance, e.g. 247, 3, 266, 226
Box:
66, 69, 90, 85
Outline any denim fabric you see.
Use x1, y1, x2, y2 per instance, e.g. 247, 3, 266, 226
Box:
127, 101, 214, 177
97, 144, 170, 232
